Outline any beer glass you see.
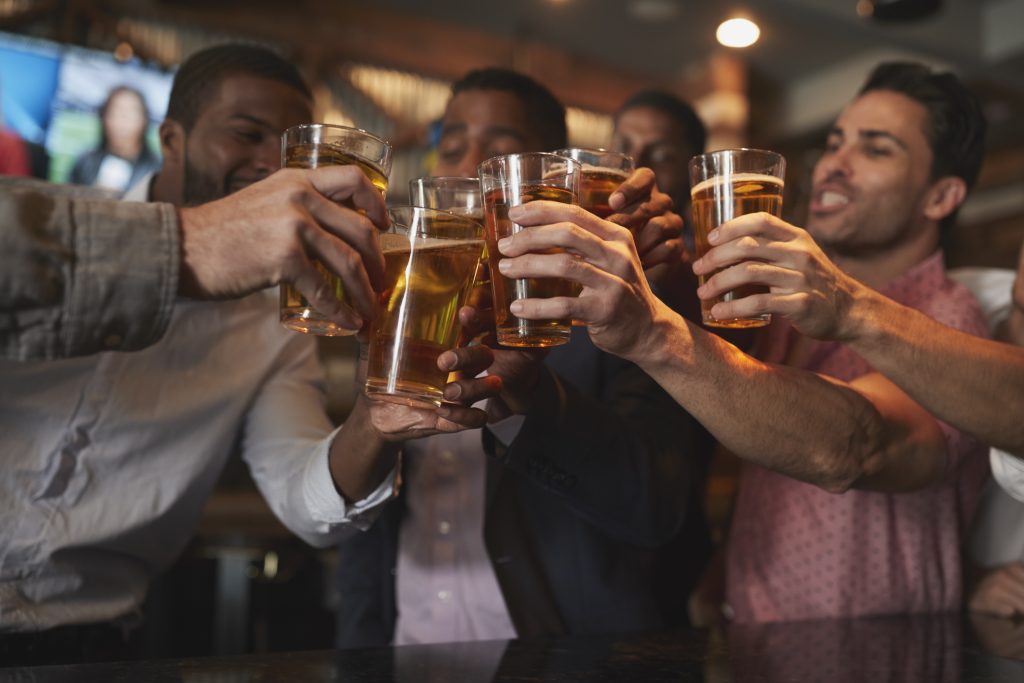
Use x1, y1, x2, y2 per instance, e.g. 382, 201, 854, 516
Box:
478, 152, 581, 348
364, 206, 485, 408
689, 148, 785, 328
280, 123, 392, 336
409, 176, 483, 220
409, 175, 489, 309
553, 148, 634, 219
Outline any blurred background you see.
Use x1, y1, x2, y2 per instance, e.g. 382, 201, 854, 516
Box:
2, 0, 1022, 657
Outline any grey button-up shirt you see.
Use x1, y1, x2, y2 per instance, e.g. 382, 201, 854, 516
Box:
1, 177, 178, 360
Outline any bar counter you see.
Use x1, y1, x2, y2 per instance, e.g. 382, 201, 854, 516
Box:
2, 613, 1022, 682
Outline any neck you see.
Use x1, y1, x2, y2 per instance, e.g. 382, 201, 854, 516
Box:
109, 139, 142, 160
150, 169, 182, 206
829, 224, 940, 289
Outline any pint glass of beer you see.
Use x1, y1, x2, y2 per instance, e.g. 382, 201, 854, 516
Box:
553, 148, 634, 219
478, 152, 581, 348
364, 206, 485, 408
409, 176, 483, 219
689, 148, 785, 328
280, 124, 392, 336
409, 176, 489, 306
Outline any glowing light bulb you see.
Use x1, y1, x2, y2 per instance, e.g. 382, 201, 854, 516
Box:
716, 17, 760, 48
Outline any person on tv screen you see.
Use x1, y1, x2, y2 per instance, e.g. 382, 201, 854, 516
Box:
69, 85, 160, 192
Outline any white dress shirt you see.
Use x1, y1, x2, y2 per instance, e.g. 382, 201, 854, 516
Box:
0, 177, 395, 631
949, 268, 1024, 548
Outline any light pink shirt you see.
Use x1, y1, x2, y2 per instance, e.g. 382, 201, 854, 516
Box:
726, 251, 990, 623
394, 425, 518, 645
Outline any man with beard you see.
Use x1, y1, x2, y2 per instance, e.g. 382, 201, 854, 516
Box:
0, 45, 497, 665
495, 62, 990, 623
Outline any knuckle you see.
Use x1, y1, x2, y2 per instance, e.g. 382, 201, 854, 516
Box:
737, 235, 759, 252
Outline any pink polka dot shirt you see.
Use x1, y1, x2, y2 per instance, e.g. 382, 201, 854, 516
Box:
726, 251, 990, 623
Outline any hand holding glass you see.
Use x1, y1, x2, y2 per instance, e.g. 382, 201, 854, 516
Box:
689, 148, 785, 328
478, 152, 581, 348
280, 123, 392, 336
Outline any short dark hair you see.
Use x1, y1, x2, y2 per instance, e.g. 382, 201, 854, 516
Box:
167, 44, 312, 131
450, 68, 567, 150
859, 62, 986, 192
615, 90, 707, 157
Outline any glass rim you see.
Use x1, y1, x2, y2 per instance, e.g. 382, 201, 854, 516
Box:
690, 147, 782, 163
282, 122, 391, 148
553, 146, 630, 158
477, 151, 581, 177
386, 205, 484, 238
409, 175, 481, 186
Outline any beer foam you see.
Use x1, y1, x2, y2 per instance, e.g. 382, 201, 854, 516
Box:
690, 172, 784, 197
581, 165, 630, 177
380, 233, 482, 253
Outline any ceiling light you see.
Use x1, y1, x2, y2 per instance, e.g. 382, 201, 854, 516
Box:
716, 17, 760, 48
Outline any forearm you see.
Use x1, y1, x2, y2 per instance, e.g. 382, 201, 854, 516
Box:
0, 179, 179, 360
847, 288, 1024, 455
632, 306, 929, 493
329, 395, 401, 502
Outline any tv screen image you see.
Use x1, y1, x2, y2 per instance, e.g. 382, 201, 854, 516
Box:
46, 47, 173, 190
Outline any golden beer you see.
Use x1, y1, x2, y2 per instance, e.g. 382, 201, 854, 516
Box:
691, 173, 784, 328
279, 125, 391, 336
365, 209, 484, 408
579, 167, 630, 219
485, 184, 577, 347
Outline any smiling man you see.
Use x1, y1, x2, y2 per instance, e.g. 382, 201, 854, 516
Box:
492, 61, 991, 624
0, 45, 497, 666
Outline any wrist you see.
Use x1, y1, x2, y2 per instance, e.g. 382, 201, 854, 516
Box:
629, 302, 691, 373
176, 206, 203, 299
836, 282, 885, 345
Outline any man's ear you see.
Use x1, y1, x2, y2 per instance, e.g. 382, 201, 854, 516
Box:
159, 120, 186, 166
922, 176, 967, 223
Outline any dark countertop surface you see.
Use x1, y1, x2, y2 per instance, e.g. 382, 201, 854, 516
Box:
2, 613, 1023, 682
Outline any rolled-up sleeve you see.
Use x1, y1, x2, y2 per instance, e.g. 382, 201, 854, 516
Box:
0, 178, 179, 360
241, 331, 398, 546
991, 448, 1024, 503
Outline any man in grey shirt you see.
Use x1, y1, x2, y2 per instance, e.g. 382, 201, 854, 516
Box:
1, 163, 382, 360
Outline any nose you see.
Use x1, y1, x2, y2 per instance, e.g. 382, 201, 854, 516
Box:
815, 145, 852, 182
253, 138, 281, 176
453, 154, 483, 179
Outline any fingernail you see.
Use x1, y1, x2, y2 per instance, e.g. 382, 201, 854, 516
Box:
443, 383, 462, 400
438, 351, 456, 370
497, 237, 512, 253
696, 285, 707, 298
497, 259, 511, 273
608, 191, 624, 209
508, 206, 525, 220
510, 300, 523, 314
437, 405, 453, 418
708, 229, 720, 244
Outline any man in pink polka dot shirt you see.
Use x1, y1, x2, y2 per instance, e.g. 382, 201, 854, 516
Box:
493, 61, 990, 624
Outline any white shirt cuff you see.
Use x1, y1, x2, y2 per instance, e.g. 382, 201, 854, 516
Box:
302, 425, 400, 531
991, 447, 1024, 504
487, 414, 527, 448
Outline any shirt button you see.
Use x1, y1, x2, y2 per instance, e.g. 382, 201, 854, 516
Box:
104, 333, 123, 348
438, 521, 451, 535
437, 590, 452, 602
